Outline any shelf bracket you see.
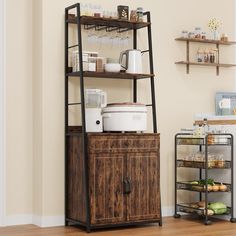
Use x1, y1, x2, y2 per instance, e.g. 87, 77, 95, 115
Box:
216, 43, 220, 76
186, 40, 190, 74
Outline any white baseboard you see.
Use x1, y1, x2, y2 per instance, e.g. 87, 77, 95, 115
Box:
162, 207, 174, 217
33, 215, 65, 227
5, 208, 173, 227
5, 214, 65, 227
5, 214, 33, 226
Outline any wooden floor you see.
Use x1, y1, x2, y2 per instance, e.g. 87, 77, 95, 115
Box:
1, 217, 236, 236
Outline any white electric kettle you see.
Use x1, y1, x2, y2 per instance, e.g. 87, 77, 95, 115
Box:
119, 49, 142, 74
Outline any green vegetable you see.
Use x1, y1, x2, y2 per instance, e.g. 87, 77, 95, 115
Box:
208, 202, 227, 215
190, 181, 199, 185
198, 179, 215, 186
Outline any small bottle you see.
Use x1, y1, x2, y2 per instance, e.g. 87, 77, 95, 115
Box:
196, 48, 203, 63
181, 30, 189, 38
194, 27, 202, 39
136, 7, 144, 22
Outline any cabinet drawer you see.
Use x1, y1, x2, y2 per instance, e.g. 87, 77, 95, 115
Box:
87, 134, 160, 154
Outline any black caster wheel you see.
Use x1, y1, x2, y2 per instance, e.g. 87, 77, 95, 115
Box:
204, 220, 212, 225
174, 214, 181, 218
230, 218, 236, 223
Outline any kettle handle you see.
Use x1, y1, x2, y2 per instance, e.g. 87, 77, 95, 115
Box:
119, 51, 128, 70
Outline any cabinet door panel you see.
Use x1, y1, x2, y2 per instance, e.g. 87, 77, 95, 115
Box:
127, 152, 160, 221
90, 154, 126, 225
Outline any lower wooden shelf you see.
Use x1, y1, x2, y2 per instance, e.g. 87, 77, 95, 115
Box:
175, 61, 236, 76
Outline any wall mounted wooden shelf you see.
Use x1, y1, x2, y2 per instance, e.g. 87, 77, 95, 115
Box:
175, 37, 236, 45
175, 61, 236, 68
175, 37, 236, 76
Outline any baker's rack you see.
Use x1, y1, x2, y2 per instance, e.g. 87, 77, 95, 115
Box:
65, 3, 158, 231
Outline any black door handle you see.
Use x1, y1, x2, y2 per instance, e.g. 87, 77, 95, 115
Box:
123, 178, 131, 194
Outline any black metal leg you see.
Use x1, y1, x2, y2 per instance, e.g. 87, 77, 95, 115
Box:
146, 12, 157, 133
76, 4, 91, 230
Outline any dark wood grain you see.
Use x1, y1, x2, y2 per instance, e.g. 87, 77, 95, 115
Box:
89, 153, 126, 225
66, 71, 155, 80
67, 135, 86, 223
66, 133, 161, 227
127, 152, 160, 221
66, 15, 151, 30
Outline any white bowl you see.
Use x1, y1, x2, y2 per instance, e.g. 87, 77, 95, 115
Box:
104, 63, 121, 73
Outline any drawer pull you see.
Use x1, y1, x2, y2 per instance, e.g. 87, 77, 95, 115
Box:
123, 178, 131, 194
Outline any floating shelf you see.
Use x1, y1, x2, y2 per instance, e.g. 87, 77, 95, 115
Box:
175, 37, 236, 45
175, 37, 236, 75
67, 14, 150, 30
66, 71, 154, 80
176, 61, 236, 68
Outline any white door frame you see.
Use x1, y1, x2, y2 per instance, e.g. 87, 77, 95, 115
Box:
0, 0, 6, 226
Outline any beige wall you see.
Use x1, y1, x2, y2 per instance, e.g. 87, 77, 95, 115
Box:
6, 0, 33, 215
5, 0, 236, 220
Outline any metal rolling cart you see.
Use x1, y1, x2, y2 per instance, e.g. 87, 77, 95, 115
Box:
64, 3, 161, 232
174, 133, 236, 225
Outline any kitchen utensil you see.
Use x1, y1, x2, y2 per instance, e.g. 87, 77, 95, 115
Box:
219, 98, 231, 115
102, 103, 147, 132
215, 92, 236, 115
85, 108, 103, 132
85, 89, 107, 108
119, 49, 142, 74
104, 63, 121, 73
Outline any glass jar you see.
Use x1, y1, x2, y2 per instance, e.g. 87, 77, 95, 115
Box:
136, 7, 144, 22
130, 10, 137, 22
181, 30, 189, 38
188, 32, 195, 39
194, 27, 202, 39
201, 32, 207, 40
196, 48, 204, 63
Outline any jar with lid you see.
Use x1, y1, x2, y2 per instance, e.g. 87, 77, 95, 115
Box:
203, 49, 209, 63
209, 50, 215, 63
130, 10, 137, 22
136, 7, 144, 22
181, 30, 188, 38
201, 32, 207, 40
196, 48, 204, 63
194, 27, 202, 39
188, 32, 195, 39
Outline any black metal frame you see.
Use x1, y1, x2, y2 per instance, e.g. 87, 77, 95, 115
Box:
174, 133, 236, 225
65, 3, 160, 232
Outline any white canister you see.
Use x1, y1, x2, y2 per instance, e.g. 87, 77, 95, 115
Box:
219, 98, 231, 115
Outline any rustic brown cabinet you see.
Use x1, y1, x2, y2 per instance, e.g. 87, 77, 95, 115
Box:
66, 133, 161, 229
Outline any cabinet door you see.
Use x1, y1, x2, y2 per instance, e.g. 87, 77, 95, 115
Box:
89, 153, 126, 225
126, 152, 160, 221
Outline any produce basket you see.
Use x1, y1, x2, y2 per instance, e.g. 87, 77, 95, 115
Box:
177, 203, 231, 216
177, 137, 204, 145
177, 181, 231, 192
177, 160, 231, 169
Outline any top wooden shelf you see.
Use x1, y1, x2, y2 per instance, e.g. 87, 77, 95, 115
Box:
175, 37, 236, 45
66, 15, 150, 30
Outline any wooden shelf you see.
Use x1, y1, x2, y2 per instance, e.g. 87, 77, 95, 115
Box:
66, 71, 154, 80
175, 61, 236, 68
175, 37, 236, 75
67, 15, 150, 30
175, 37, 236, 45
